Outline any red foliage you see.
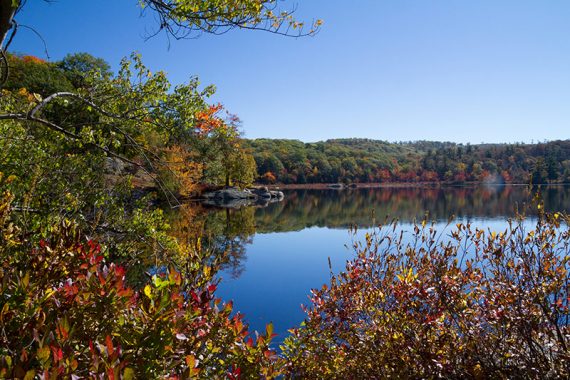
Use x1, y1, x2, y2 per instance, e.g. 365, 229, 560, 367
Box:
0, 213, 281, 378
283, 210, 570, 378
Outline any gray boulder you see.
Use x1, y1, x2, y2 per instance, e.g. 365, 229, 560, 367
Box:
204, 188, 257, 200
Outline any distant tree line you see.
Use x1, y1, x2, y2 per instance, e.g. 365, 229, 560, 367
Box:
247, 138, 570, 185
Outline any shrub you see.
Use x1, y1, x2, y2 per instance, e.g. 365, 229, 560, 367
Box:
283, 204, 570, 379
0, 190, 281, 378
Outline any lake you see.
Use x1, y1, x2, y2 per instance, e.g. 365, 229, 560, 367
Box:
208, 185, 570, 344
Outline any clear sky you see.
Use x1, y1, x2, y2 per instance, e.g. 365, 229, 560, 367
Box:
10, 0, 570, 144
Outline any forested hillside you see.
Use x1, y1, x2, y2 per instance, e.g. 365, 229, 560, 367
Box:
247, 138, 570, 184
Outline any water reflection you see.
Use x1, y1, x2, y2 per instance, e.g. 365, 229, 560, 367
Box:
255, 185, 570, 232
167, 204, 257, 279
187, 185, 570, 281
175, 186, 570, 339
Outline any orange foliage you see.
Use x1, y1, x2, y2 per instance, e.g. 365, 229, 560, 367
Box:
262, 171, 277, 184
22, 55, 47, 64
377, 169, 392, 182
163, 145, 203, 197
194, 104, 224, 135
15, 87, 36, 102
478, 170, 491, 182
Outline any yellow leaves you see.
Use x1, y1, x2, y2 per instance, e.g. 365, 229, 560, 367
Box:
17, 88, 29, 97
21, 271, 30, 289
396, 267, 416, 283
162, 145, 203, 197
472, 364, 484, 380
41, 288, 57, 303
144, 284, 153, 299
186, 354, 198, 369
123, 368, 136, 380
37, 346, 50, 365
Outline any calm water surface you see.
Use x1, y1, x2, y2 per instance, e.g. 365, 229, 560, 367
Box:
210, 185, 570, 343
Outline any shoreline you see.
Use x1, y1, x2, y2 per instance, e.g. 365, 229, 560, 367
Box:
265, 182, 543, 190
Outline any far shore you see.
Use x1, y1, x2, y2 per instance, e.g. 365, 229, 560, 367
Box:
266, 182, 567, 190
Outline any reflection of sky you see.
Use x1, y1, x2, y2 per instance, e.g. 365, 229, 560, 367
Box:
216, 217, 543, 344
216, 186, 570, 344
217, 227, 354, 344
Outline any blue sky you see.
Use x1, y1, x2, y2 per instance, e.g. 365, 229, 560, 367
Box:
11, 0, 570, 143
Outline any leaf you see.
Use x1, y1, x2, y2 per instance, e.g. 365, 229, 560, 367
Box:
37, 346, 50, 364
106, 335, 114, 355
144, 284, 153, 299
123, 368, 135, 380
21, 271, 30, 288
266, 322, 274, 338
186, 354, 196, 368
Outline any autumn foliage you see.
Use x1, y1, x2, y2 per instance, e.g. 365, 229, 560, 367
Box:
194, 104, 225, 136
162, 145, 203, 197
0, 189, 281, 379
283, 199, 570, 378
21, 55, 47, 65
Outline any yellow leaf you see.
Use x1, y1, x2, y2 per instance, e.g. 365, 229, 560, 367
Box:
144, 285, 152, 299
123, 368, 136, 380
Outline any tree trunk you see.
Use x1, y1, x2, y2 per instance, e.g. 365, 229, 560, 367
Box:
0, 0, 17, 48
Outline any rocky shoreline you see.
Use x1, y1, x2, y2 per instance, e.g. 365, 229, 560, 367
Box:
199, 186, 284, 208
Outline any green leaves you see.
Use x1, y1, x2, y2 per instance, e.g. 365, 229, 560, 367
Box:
139, 0, 321, 38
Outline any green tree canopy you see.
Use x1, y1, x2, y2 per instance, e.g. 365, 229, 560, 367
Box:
57, 52, 112, 88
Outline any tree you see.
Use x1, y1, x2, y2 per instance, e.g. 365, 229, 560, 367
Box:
57, 52, 112, 88
191, 108, 257, 187
0, 0, 318, 377
0, 0, 321, 53
532, 158, 548, 184
3, 53, 74, 95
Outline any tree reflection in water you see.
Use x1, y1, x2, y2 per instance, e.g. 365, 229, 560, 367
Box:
169, 185, 570, 281
255, 185, 570, 232
168, 204, 257, 279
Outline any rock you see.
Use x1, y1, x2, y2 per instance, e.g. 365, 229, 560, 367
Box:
104, 157, 126, 175
251, 186, 272, 198
200, 186, 285, 208
270, 190, 284, 200
203, 198, 253, 209
203, 188, 257, 201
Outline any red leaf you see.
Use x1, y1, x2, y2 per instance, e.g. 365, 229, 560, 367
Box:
106, 335, 114, 355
